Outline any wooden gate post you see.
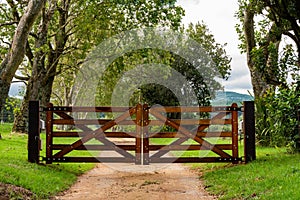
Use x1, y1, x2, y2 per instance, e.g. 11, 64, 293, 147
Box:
28, 101, 40, 163
243, 101, 256, 163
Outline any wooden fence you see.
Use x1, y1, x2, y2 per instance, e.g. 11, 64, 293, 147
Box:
28, 101, 256, 164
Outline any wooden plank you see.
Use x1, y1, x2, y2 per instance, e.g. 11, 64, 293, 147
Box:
52, 119, 136, 125
149, 157, 239, 163
148, 132, 232, 138
143, 104, 149, 165
46, 157, 135, 163
52, 144, 136, 151
52, 131, 136, 138
52, 131, 86, 137
46, 103, 53, 164
105, 132, 136, 138
231, 103, 239, 164
148, 119, 231, 126
135, 104, 142, 164
46, 156, 239, 163
47, 106, 134, 112
148, 144, 232, 151
150, 106, 232, 113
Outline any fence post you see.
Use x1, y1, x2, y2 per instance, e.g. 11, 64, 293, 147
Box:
28, 101, 40, 163
243, 101, 256, 163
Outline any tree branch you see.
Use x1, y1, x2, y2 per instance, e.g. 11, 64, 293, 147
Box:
14, 74, 30, 81
0, 21, 18, 27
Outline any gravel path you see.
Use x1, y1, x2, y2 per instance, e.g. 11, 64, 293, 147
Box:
53, 162, 217, 200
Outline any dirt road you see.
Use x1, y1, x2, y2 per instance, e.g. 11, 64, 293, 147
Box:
53, 162, 217, 200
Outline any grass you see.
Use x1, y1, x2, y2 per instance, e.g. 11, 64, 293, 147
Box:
1, 122, 300, 199
192, 147, 300, 200
151, 136, 300, 199
0, 123, 95, 199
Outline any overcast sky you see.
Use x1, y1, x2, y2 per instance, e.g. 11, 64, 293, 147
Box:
176, 0, 253, 95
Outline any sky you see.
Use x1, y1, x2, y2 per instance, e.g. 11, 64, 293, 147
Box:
176, 0, 253, 95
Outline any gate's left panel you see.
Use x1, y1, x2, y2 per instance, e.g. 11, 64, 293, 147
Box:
44, 104, 141, 164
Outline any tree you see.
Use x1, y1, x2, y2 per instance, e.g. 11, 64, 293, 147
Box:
11, 0, 185, 132
12, 0, 70, 132
139, 23, 231, 107
0, 0, 46, 123
51, 0, 184, 107
91, 22, 231, 109
236, 0, 300, 98
236, 0, 300, 149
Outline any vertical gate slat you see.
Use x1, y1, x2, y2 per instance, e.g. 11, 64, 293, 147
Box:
46, 103, 53, 164
135, 104, 142, 164
143, 104, 149, 165
231, 103, 239, 164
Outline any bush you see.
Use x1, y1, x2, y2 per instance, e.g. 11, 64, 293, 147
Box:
255, 85, 300, 152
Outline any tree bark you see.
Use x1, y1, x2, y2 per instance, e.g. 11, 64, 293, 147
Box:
0, 0, 45, 117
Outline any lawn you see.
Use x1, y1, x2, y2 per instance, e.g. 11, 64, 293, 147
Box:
192, 147, 300, 199
0, 123, 95, 199
151, 137, 300, 199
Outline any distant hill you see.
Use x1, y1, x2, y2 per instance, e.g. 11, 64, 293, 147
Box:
211, 91, 253, 106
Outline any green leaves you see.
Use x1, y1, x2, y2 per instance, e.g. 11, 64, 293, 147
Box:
255, 85, 300, 151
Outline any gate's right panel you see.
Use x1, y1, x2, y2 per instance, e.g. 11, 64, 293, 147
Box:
144, 104, 241, 164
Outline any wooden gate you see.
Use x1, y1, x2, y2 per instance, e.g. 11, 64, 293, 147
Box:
37, 103, 243, 164
28, 101, 257, 164
144, 104, 240, 164
43, 103, 143, 164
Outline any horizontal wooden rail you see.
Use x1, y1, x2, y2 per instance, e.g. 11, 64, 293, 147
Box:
148, 119, 232, 125
148, 132, 233, 138
43, 106, 135, 112
52, 119, 137, 125
52, 144, 137, 151
148, 144, 232, 151
149, 106, 240, 112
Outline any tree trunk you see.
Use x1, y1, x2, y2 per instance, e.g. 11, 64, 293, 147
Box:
0, 0, 45, 117
13, 0, 68, 133
244, 4, 269, 98
244, 3, 283, 98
